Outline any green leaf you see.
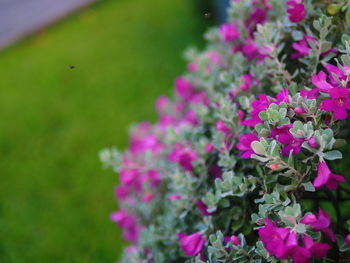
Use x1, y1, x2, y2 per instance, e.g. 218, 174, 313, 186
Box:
251, 141, 267, 156
323, 150, 342, 160
346, 6, 350, 25
302, 182, 315, 192
327, 4, 342, 15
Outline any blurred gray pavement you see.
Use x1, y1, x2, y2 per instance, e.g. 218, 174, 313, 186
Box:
0, 0, 95, 49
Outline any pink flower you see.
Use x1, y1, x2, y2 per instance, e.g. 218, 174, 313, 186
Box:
242, 94, 270, 127
142, 169, 161, 188
175, 77, 195, 101
276, 88, 290, 104
324, 63, 347, 87
258, 219, 297, 259
115, 185, 130, 201
110, 209, 136, 229
241, 39, 259, 60
187, 62, 198, 72
302, 235, 331, 259
311, 71, 333, 93
237, 133, 259, 159
169, 194, 182, 201
216, 120, 231, 135
111, 209, 141, 243
205, 143, 214, 153
259, 219, 330, 262
219, 24, 240, 42
271, 124, 304, 156
178, 232, 206, 256
207, 51, 223, 66
155, 95, 170, 115
313, 161, 345, 190
129, 124, 163, 156
286, 0, 305, 23
300, 88, 321, 99
346, 234, 350, 247
168, 143, 198, 171
239, 73, 253, 91
320, 87, 350, 120
197, 200, 213, 216
141, 193, 154, 203
300, 209, 336, 242
291, 36, 316, 59
230, 235, 241, 246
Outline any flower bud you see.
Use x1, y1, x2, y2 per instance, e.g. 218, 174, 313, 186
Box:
294, 106, 306, 115
308, 137, 318, 148
205, 143, 214, 153
270, 164, 280, 171
230, 235, 241, 246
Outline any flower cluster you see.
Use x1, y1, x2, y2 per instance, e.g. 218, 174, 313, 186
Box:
101, 0, 350, 262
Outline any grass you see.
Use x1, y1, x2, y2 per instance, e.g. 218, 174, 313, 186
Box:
0, 0, 207, 261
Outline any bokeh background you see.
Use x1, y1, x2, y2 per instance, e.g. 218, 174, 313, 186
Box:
0, 0, 226, 261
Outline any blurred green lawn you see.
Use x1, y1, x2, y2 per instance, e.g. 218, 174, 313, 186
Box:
0, 0, 206, 261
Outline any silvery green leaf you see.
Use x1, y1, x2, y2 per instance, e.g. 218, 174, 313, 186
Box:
323, 150, 342, 160
251, 141, 267, 156
302, 182, 315, 192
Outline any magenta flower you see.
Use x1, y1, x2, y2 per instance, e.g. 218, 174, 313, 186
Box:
291, 36, 316, 59
300, 88, 321, 99
313, 161, 345, 190
178, 232, 206, 256
155, 95, 170, 115
237, 133, 259, 159
259, 219, 330, 262
219, 23, 240, 43
258, 219, 297, 259
294, 106, 306, 115
324, 63, 347, 87
197, 200, 213, 216
169, 194, 182, 201
175, 77, 195, 101
205, 143, 214, 153
142, 169, 161, 188
208, 164, 223, 179
241, 38, 259, 60
286, 0, 305, 23
230, 235, 241, 246
276, 88, 290, 104
111, 210, 141, 243
300, 209, 336, 242
110, 209, 136, 228
311, 71, 333, 93
271, 124, 304, 156
207, 51, 223, 66
115, 185, 130, 201
168, 143, 198, 172
216, 120, 231, 135
187, 62, 198, 72
119, 168, 139, 187
242, 94, 270, 127
320, 87, 350, 120
301, 235, 331, 260
239, 73, 253, 91
346, 234, 350, 247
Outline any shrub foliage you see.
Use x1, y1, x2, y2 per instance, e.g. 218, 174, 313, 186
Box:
101, 0, 350, 262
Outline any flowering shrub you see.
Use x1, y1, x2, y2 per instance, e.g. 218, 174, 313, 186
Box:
100, 0, 350, 262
